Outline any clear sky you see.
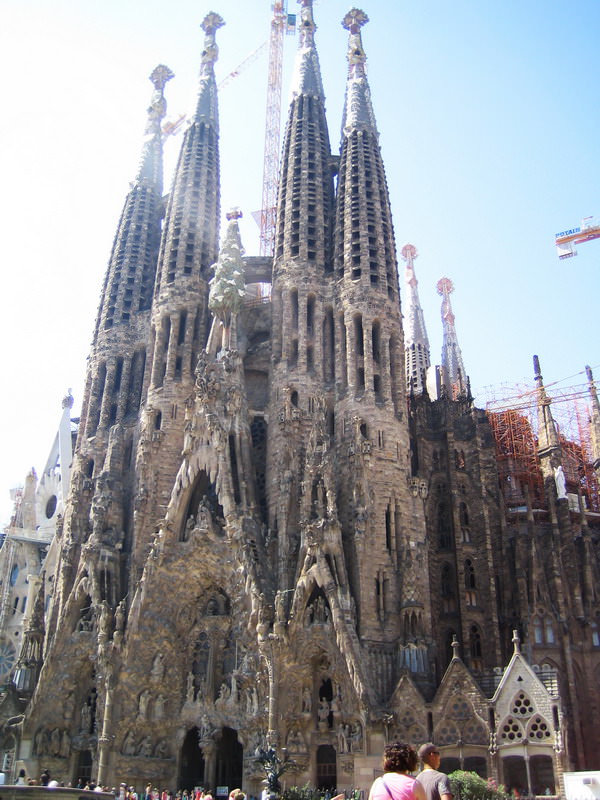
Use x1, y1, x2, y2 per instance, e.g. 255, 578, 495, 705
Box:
1, 0, 598, 524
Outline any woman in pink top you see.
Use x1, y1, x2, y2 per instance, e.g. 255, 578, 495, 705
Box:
369, 742, 426, 800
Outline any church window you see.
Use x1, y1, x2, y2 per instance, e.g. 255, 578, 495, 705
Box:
441, 564, 456, 613
592, 623, 600, 647
438, 502, 452, 549
385, 505, 392, 552
500, 717, 524, 741
372, 321, 381, 363
545, 617, 555, 644
512, 691, 534, 717
307, 295, 315, 337
291, 290, 298, 331
469, 624, 483, 671
528, 716, 552, 740
533, 616, 543, 644
9, 566, 18, 587
464, 559, 476, 606
459, 502, 470, 542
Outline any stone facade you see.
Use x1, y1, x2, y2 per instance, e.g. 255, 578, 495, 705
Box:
2, 2, 600, 795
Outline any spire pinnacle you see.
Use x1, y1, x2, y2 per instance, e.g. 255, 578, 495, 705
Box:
586, 366, 600, 480
342, 8, 369, 79
533, 355, 562, 469
194, 13, 224, 125
437, 277, 467, 399
340, 8, 377, 138
289, 0, 324, 99
136, 64, 173, 187
401, 245, 430, 395
512, 629, 521, 654
298, 0, 317, 48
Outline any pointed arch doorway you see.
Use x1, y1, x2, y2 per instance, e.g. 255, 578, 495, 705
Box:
316, 744, 337, 791
180, 728, 205, 790
215, 727, 243, 791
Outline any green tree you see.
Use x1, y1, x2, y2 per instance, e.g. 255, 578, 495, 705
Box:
449, 771, 508, 800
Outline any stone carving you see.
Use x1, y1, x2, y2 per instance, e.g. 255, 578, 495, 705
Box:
137, 736, 153, 757
138, 689, 151, 719
337, 722, 349, 753
122, 730, 136, 756
554, 465, 567, 500
151, 653, 165, 681
154, 694, 166, 720
301, 686, 312, 713
155, 739, 170, 759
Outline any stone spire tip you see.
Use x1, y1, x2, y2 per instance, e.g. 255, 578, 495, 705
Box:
512, 629, 521, 654
342, 8, 369, 33
149, 64, 174, 91
201, 12, 225, 35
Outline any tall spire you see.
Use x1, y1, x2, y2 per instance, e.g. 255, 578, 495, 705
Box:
334, 8, 399, 300
586, 365, 600, 482
401, 244, 430, 395
288, 0, 324, 99
93, 66, 172, 336
273, 0, 333, 267
533, 355, 565, 496
154, 13, 223, 293
340, 8, 377, 138
193, 12, 224, 127
136, 65, 174, 190
437, 277, 467, 398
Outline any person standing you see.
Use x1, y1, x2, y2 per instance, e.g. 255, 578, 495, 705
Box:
368, 742, 426, 800
415, 744, 453, 800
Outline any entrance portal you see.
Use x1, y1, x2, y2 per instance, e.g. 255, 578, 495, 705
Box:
215, 727, 243, 791
316, 744, 337, 791
180, 728, 205, 790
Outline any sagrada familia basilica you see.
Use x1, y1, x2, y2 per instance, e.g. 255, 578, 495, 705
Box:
1, 2, 600, 795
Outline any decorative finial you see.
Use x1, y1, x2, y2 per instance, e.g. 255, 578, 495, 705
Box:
200, 12, 225, 70
298, 0, 316, 46
226, 207, 243, 221
150, 64, 175, 92
437, 278, 455, 324
512, 629, 521, 654
62, 389, 74, 410
451, 635, 460, 660
437, 277, 454, 298
533, 354, 542, 381
401, 244, 418, 263
342, 8, 368, 76
342, 8, 369, 34
402, 244, 419, 288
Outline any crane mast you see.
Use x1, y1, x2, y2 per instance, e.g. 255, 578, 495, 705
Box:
259, 1, 287, 257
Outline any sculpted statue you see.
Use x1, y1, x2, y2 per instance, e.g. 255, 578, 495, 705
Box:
138, 689, 151, 719
301, 686, 312, 712
138, 736, 153, 757
151, 652, 165, 681
122, 730, 136, 756
154, 694, 166, 720
60, 729, 71, 758
554, 464, 567, 500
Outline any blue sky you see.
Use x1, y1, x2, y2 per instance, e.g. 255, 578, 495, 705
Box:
1, 0, 598, 523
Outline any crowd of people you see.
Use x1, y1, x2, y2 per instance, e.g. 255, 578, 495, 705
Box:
5, 743, 452, 800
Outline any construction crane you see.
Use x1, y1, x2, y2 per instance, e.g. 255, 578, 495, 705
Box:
259, 1, 296, 256
161, 42, 269, 140
555, 216, 600, 259
161, 2, 295, 258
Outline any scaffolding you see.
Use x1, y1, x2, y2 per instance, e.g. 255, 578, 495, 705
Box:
484, 373, 599, 513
